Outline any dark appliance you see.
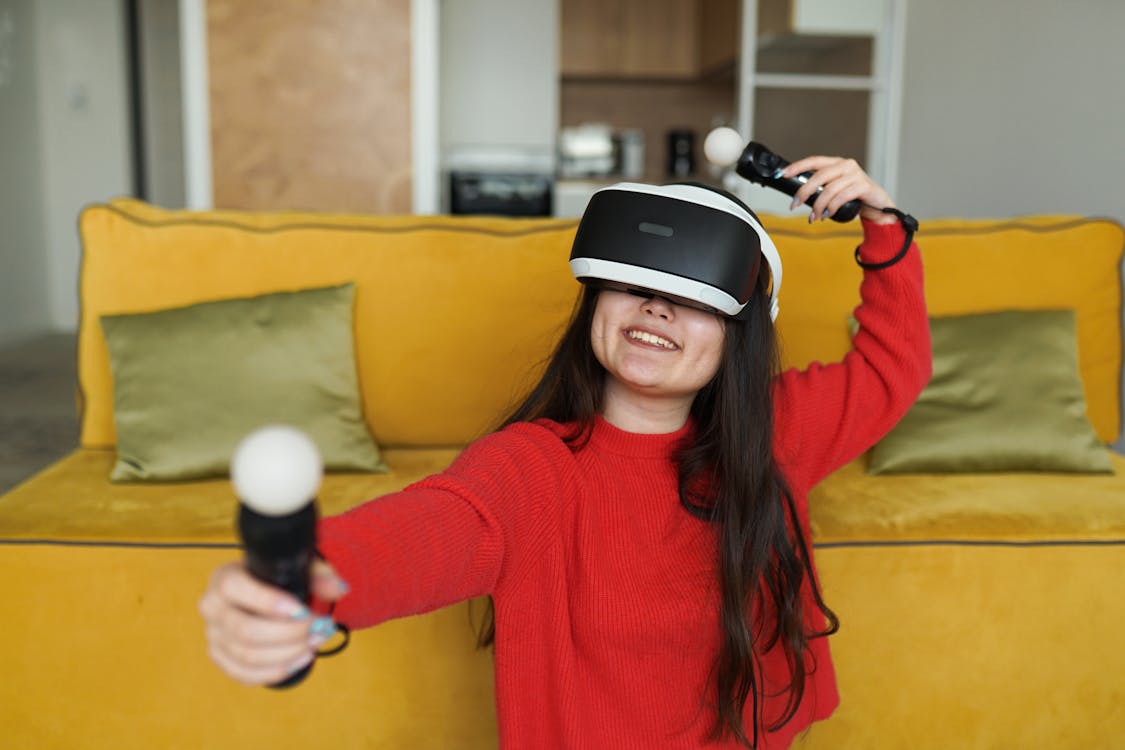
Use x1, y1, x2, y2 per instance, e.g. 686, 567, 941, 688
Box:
666, 129, 696, 178
449, 171, 553, 217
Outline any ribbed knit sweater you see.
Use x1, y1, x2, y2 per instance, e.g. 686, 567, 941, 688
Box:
320, 221, 931, 749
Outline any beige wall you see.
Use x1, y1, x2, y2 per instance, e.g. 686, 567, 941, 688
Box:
207, 0, 412, 213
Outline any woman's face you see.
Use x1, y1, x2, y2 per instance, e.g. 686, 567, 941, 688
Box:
590, 289, 726, 405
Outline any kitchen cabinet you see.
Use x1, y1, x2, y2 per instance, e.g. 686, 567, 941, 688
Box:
560, 0, 699, 79
559, 0, 622, 77
699, 0, 740, 74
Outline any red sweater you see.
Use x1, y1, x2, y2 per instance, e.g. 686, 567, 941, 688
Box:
320, 221, 931, 748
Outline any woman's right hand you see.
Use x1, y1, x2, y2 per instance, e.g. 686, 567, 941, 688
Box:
198, 559, 348, 686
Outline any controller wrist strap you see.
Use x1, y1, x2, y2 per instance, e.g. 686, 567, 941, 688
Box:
313, 547, 351, 658
854, 207, 919, 270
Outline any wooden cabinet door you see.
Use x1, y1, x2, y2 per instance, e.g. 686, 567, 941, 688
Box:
699, 0, 741, 73
560, 0, 624, 76
561, 0, 700, 78
620, 0, 698, 78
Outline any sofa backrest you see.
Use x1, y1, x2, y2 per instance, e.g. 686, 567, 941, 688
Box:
77, 201, 1123, 449
760, 213, 1123, 444
78, 200, 581, 449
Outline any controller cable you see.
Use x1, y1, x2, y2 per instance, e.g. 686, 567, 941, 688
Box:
854, 207, 919, 270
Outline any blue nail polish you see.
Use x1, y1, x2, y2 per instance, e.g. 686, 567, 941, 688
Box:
289, 604, 310, 621
310, 615, 337, 640
336, 578, 350, 594
773, 168, 785, 179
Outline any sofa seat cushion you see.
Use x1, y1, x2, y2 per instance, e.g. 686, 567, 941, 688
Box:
810, 452, 1125, 544
9, 448, 1125, 548
0, 447, 461, 545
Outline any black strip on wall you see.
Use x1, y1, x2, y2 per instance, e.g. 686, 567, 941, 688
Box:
124, 0, 147, 200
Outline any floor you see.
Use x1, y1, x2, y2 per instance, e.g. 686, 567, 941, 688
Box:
0, 333, 81, 494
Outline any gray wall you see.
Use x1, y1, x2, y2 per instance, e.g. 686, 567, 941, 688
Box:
0, 0, 50, 347
897, 0, 1125, 451
0, 0, 132, 346
34, 0, 133, 333
439, 0, 558, 173
897, 0, 1125, 226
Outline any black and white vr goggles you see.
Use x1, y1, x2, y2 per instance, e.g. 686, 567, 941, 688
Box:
568, 182, 782, 321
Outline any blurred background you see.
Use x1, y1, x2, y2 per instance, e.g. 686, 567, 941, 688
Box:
1, 0, 1124, 486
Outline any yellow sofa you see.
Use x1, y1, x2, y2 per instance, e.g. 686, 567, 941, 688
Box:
2, 198, 1124, 749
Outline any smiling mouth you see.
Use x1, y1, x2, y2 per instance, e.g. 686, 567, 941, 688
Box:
626, 329, 679, 350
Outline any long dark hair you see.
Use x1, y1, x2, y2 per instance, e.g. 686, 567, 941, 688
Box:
481, 271, 838, 747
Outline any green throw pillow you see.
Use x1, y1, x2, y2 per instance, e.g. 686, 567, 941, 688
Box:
869, 309, 1112, 475
100, 283, 388, 482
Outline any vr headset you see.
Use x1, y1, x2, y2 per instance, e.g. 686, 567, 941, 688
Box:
568, 182, 782, 321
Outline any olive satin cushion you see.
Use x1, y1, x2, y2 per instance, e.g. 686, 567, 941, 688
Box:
868, 309, 1112, 474
100, 283, 387, 482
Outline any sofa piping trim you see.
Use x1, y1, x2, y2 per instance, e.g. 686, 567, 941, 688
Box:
815, 538, 1125, 549
3, 537, 1124, 550
0, 538, 241, 550
766, 215, 1125, 240
94, 202, 581, 238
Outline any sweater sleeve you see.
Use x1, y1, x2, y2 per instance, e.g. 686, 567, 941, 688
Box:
772, 220, 932, 489
316, 422, 571, 630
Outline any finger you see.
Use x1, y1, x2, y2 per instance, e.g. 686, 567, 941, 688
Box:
814, 175, 866, 220
802, 159, 857, 195
792, 160, 854, 208
208, 639, 315, 687
209, 624, 315, 669
781, 155, 839, 179
212, 602, 313, 647
310, 558, 350, 602
212, 562, 309, 619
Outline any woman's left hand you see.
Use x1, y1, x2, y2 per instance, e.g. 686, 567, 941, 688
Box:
779, 156, 897, 224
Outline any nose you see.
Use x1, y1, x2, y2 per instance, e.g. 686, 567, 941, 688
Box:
641, 295, 674, 321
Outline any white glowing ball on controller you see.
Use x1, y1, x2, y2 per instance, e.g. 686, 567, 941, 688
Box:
703, 126, 745, 168
231, 425, 323, 516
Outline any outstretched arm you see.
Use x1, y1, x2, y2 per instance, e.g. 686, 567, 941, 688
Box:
199, 422, 572, 684
317, 422, 571, 629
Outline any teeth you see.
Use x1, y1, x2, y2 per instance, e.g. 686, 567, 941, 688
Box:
627, 330, 677, 350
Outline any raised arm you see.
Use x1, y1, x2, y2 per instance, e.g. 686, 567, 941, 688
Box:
770, 156, 932, 488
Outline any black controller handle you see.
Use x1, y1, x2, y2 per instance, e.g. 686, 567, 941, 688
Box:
734, 141, 862, 223
238, 501, 318, 688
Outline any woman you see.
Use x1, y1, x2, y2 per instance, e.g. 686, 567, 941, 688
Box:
198, 156, 931, 749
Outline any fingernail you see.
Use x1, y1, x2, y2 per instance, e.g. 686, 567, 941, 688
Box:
790, 198, 801, 211
821, 209, 830, 220
310, 615, 338, 640
287, 651, 315, 676
282, 602, 310, 620
772, 168, 786, 179
335, 577, 350, 594
309, 633, 328, 648
807, 211, 814, 224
